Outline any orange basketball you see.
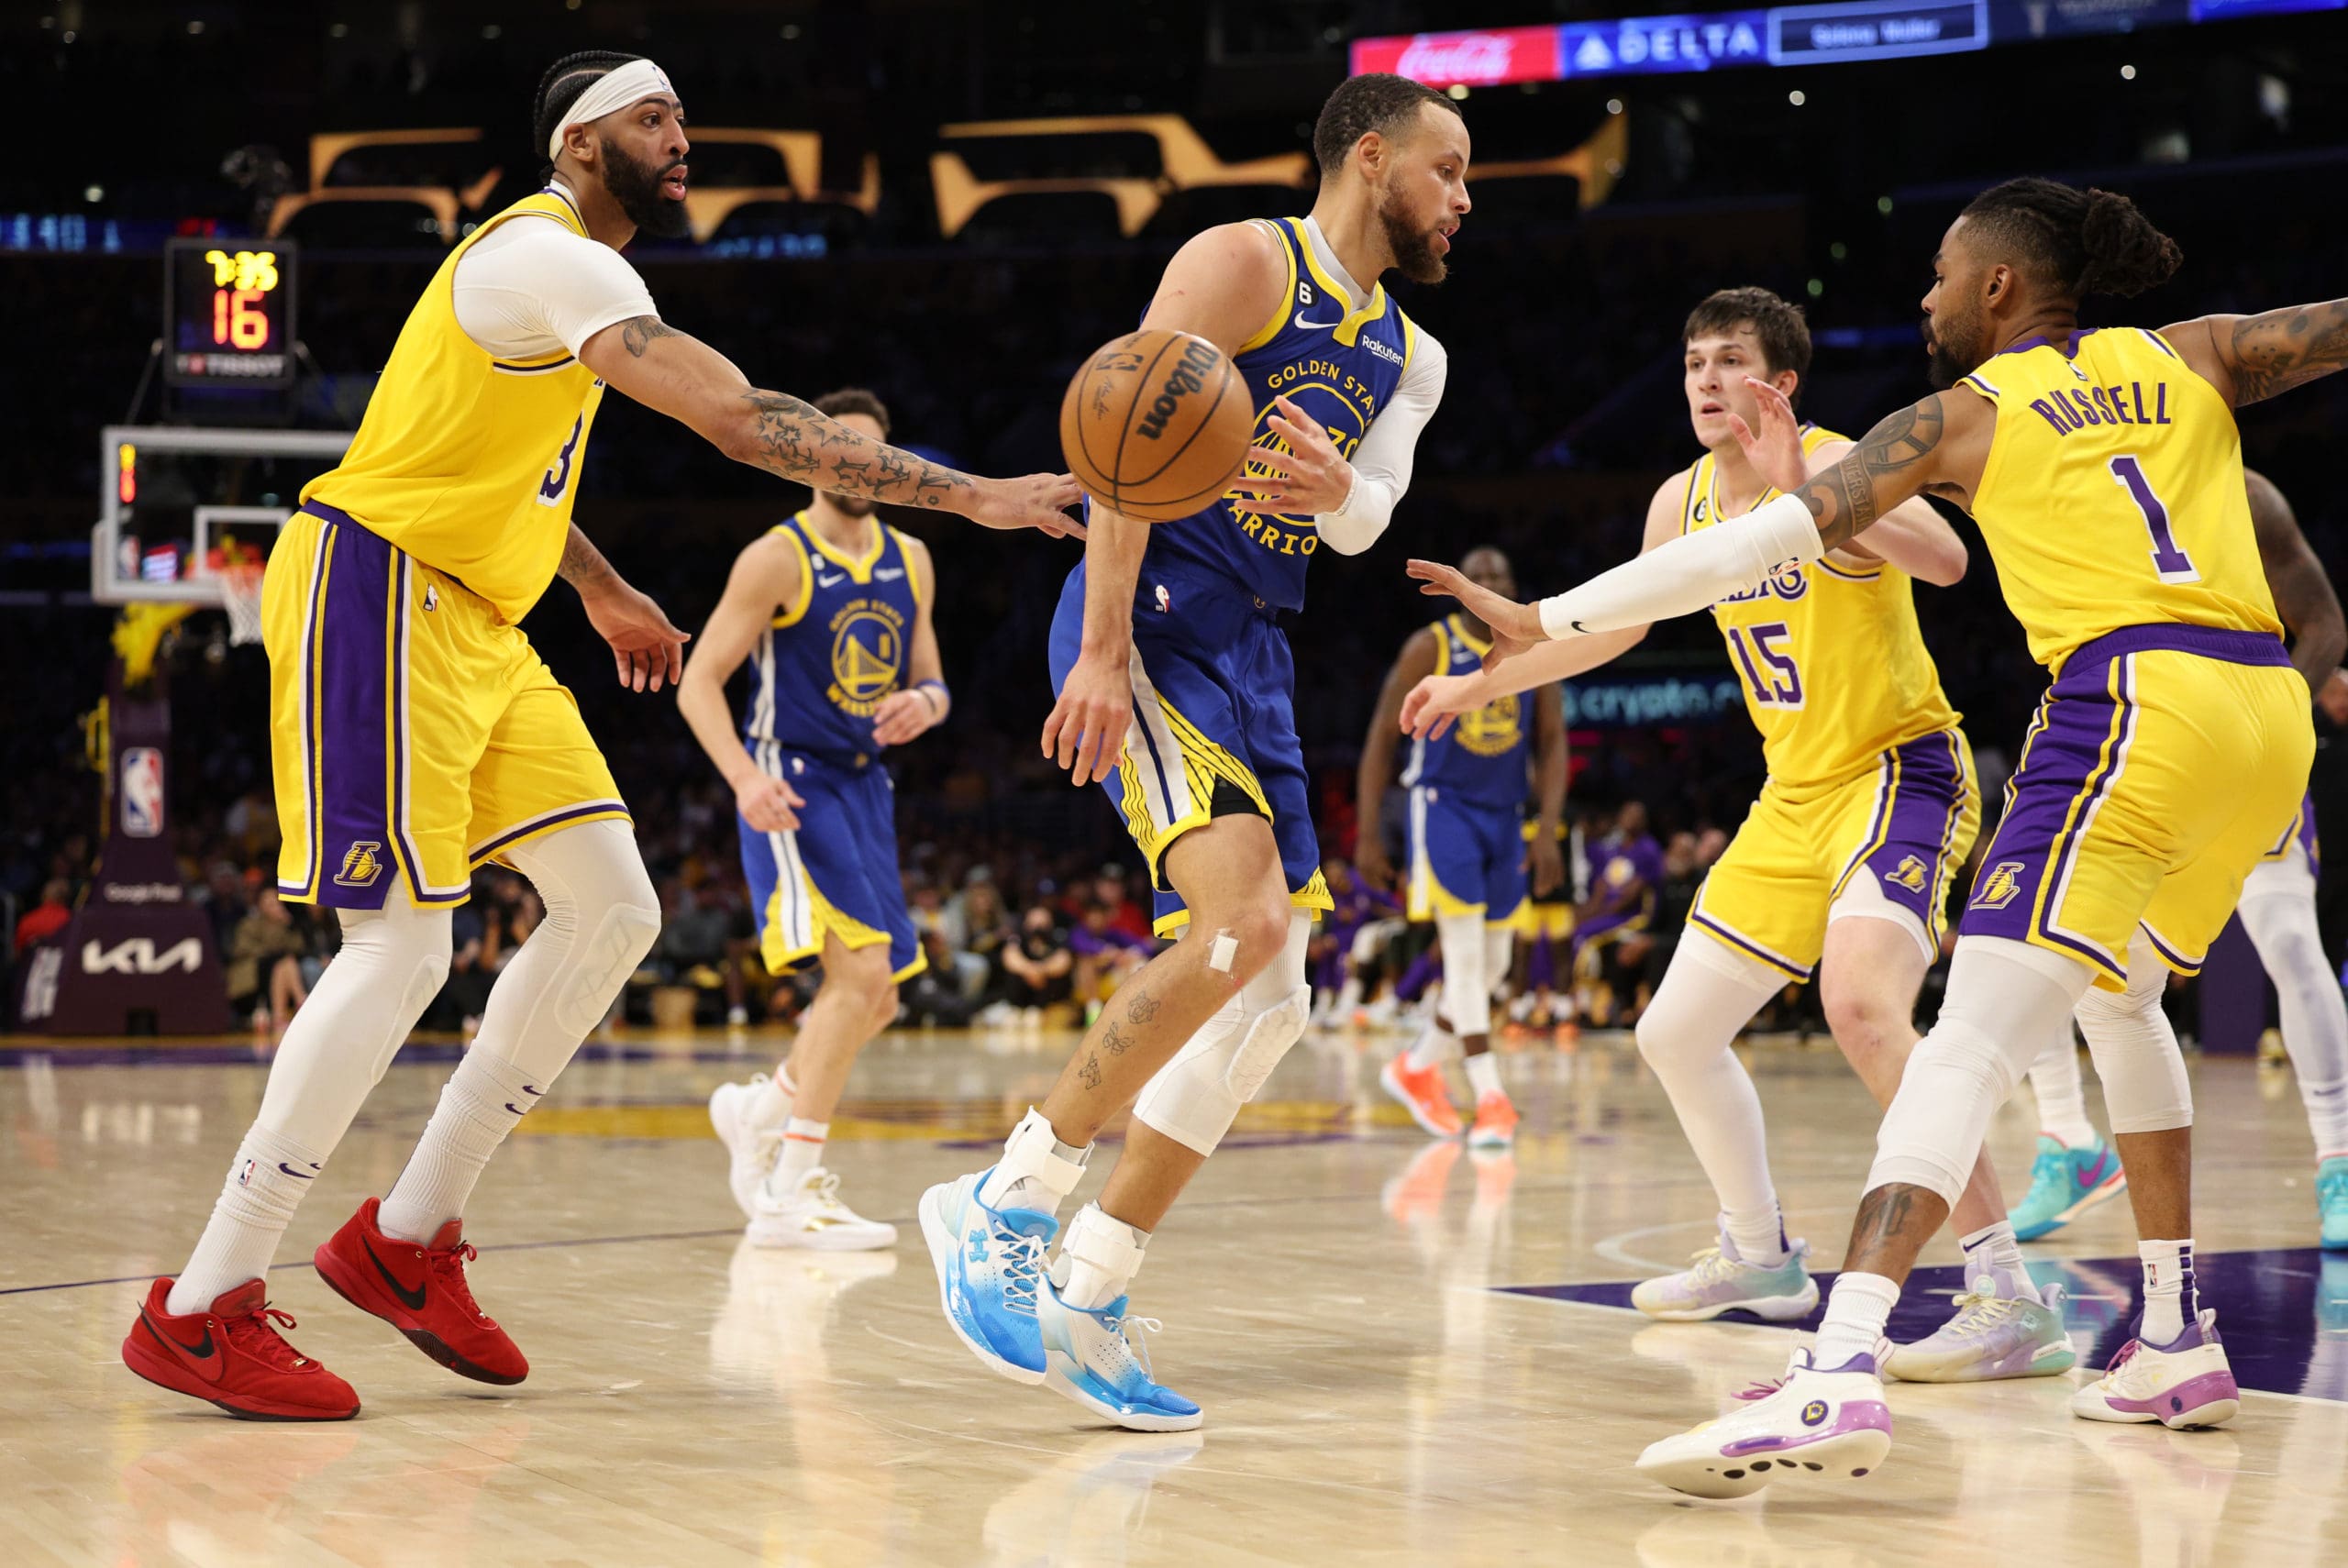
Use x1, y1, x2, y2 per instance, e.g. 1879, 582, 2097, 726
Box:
1059, 328, 1255, 523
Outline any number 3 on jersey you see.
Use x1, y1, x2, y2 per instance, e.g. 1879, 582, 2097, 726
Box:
1727, 621, 1803, 708
537, 413, 585, 508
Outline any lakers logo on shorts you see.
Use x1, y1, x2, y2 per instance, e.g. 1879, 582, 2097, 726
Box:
333, 841, 386, 889
1884, 854, 1928, 894
1972, 860, 2028, 911
826, 602, 907, 715
1800, 1398, 1829, 1428
1456, 692, 1524, 758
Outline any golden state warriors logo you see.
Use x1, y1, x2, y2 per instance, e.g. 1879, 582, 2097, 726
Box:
1232, 360, 1378, 555
1884, 855, 1928, 894
333, 841, 385, 888
1456, 693, 1524, 758
1972, 860, 2028, 911
825, 600, 907, 717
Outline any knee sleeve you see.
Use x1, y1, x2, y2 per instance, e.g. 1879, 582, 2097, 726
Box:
2240, 887, 2348, 1093
1634, 929, 1780, 1076
253, 899, 452, 1146
1436, 911, 1490, 1035
2076, 929, 2192, 1134
1135, 914, 1312, 1155
487, 820, 662, 1071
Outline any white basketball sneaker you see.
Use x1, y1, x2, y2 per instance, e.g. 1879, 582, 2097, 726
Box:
1635, 1340, 1893, 1497
1036, 1280, 1203, 1431
2070, 1308, 2240, 1428
1632, 1228, 1819, 1322
747, 1167, 898, 1252
708, 1074, 788, 1220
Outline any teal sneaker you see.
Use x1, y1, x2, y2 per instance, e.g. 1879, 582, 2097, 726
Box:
2009, 1134, 2127, 1241
1631, 1227, 1818, 1322
1036, 1285, 1202, 1432
1886, 1277, 2077, 1382
2318, 1155, 2348, 1252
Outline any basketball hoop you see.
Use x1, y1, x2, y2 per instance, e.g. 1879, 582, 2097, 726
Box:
220, 560, 266, 646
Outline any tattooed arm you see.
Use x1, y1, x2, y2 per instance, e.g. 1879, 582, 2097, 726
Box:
2161, 297, 2348, 407
1409, 392, 1995, 650
2246, 468, 2347, 692
579, 315, 1081, 536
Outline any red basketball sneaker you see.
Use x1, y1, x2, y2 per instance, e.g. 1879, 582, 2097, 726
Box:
313, 1198, 527, 1386
121, 1276, 360, 1420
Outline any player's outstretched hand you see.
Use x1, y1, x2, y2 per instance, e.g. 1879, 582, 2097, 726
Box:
734, 771, 804, 834
1405, 559, 1543, 668
1231, 395, 1352, 516
583, 579, 691, 692
1724, 375, 1808, 494
871, 688, 942, 748
1042, 652, 1131, 788
969, 472, 1088, 539
1399, 672, 1481, 742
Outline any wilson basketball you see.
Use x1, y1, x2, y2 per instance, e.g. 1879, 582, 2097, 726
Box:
1059, 328, 1255, 523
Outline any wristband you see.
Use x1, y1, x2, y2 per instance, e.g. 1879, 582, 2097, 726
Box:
915, 679, 949, 716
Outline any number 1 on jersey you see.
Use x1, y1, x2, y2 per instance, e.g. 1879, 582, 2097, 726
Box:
2110, 454, 2199, 584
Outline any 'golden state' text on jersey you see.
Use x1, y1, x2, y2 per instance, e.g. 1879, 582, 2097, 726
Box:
301, 187, 607, 624
743, 513, 922, 756
1956, 328, 2283, 671
1684, 424, 1961, 790
1146, 216, 1417, 611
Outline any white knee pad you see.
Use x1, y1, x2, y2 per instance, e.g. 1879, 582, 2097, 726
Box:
336, 900, 454, 1081
2076, 929, 2192, 1134
494, 820, 663, 1056
1135, 912, 1313, 1155
1436, 911, 1491, 1036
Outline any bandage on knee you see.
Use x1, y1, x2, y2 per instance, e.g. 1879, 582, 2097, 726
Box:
1135, 985, 1310, 1155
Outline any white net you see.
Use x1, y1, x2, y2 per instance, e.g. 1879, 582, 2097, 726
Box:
220, 562, 266, 646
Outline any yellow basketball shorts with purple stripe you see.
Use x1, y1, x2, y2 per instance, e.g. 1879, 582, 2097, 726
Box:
1960, 624, 2312, 988
1689, 728, 1979, 981
264, 504, 627, 911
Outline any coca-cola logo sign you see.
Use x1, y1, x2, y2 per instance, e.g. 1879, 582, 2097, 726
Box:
1350, 26, 1562, 87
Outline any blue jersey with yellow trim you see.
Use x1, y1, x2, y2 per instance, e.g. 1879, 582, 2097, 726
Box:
743, 513, 921, 755
1144, 216, 1417, 611
1402, 614, 1529, 807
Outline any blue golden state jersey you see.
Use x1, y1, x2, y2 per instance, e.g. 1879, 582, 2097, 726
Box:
1401, 614, 1529, 807
1146, 216, 1418, 611
1687, 424, 1961, 790
1956, 328, 2282, 671
303, 187, 606, 624
742, 513, 923, 755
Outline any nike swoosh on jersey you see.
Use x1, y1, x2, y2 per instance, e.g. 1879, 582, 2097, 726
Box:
362, 1233, 431, 1312
1293, 312, 1342, 330
874, 568, 905, 580
142, 1309, 222, 1376
815, 573, 847, 588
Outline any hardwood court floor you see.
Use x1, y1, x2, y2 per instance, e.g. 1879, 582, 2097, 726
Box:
3, 1022, 2342, 1567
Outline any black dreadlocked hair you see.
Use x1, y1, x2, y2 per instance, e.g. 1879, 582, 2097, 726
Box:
533, 50, 645, 174
1959, 178, 2182, 301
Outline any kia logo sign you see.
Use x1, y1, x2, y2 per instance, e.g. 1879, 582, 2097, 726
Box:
81, 937, 205, 976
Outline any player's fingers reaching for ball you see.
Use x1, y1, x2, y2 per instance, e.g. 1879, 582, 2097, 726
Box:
1406, 559, 1467, 598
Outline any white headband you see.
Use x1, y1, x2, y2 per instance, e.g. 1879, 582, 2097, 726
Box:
547, 59, 678, 160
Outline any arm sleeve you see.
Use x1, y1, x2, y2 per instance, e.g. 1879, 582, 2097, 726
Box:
1534, 492, 1825, 639
1314, 329, 1447, 556
450, 217, 659, 359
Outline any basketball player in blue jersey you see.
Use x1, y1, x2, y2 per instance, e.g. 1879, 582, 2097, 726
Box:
123, 51, 1078, 1423
1419, 178, 2348, 1489
1357, 546, 1567, 1148
2011, 468, 2348, 1249
679, 389, 944, 1252
918, 73, 1465, 1430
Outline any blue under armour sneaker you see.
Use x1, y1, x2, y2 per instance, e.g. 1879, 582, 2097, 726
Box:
2009, 1133, 2127, 1241
2318, 1155, 2348, 1251
919, 1168, 1058, 1386
1036, 1283, 1202, 1432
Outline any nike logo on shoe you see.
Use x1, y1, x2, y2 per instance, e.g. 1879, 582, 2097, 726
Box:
2077, 1151, 2113, 1187
141, 1309, 222, 1377
361, 1233, 430, 1311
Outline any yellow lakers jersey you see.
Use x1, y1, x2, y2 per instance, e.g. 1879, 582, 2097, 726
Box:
302, 188, 609, 624
1957, 328, 2281, 670
1686, 425, 1961, 788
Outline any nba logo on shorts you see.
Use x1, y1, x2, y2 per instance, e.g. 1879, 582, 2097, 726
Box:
1155, 583, 1173, 614
334, 842, 385, 888
1972, 860, 2028, 910
121, 746, 164, 838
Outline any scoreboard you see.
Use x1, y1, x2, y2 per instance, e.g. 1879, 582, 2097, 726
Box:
163, 237, 296, 388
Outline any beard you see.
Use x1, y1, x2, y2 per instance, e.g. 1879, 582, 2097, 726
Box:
599, 137, 691, 239
1922, 312, 1982, 391
830, 495, 878, 519
1378, 182, 1448, 286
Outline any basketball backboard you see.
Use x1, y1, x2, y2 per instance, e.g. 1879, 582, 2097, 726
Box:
91, 424, 352, 605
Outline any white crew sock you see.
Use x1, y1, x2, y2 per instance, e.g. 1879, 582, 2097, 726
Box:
748, 1064, 797, 1130
765, 1117, 828, 1198
1406, 1017, 1456, 1072
2139, 1238, 2196, 1344
2028, 1032, 2100, 1150
1959, 1220, 2041, 1304
166, 1126, 327, 1314
1053, 1202, 1149, 1311
1464, 1051, 1503, 1100
1721, 1204, 1788, 1268
1811, 1269, 1900, 1369
378, 1052, 541, 1243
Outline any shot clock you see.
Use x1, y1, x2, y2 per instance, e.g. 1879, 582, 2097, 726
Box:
163, 237, 296, 388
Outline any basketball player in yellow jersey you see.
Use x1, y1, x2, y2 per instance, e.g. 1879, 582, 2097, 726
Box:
1420, 177, 2342, 1490
1405, 288, 2056, 1378
123, 50, 1078, 1424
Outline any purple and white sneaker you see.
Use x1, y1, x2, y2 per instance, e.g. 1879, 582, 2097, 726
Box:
1631, 1228, 1818, 1322
1635, 1341, 1894, 1497
1886, 1276, 2077, 1383
2070, 1308, 2239, 1429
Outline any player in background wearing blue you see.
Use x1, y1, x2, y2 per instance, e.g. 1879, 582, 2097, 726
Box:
1357, 547, 1567, 1147
1423, 178, 2342, 1489
681, 390, 949, 1252
2012, 468, 2348, 1248
919, 73, 1464, 1430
